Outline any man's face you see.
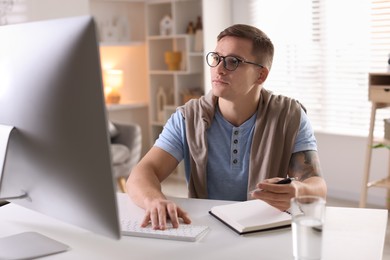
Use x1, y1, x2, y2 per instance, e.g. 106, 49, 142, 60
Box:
210, 36, 264, 101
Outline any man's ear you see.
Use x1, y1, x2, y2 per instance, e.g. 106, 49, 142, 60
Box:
256, 67, 269, 84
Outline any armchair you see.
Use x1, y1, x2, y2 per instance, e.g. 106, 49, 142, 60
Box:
109, 122, 142, 192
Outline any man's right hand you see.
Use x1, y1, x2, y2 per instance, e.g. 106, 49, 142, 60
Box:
126, 147, 192, 229
141, 198, 192, 230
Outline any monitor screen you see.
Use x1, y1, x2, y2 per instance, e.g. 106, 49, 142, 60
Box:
0, 16, 120, 240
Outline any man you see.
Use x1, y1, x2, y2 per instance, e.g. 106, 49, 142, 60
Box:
127, 24, 327, 230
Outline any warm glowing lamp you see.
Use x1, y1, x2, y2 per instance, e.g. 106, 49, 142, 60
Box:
104, 69, 123, 104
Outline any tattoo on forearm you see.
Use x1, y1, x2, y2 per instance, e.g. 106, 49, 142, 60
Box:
289, 151, 322, 181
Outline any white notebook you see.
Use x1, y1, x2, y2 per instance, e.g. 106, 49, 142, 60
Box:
209, 199, 291, 235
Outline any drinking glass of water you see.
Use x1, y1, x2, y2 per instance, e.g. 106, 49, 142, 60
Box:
290, 196, 326, 260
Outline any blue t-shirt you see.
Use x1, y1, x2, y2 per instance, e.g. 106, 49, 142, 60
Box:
155, 107, 317, 201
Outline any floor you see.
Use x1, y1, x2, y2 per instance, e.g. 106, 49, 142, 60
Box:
161, 174, 390, 260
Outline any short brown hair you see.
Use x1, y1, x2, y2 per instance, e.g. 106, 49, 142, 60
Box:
217, 24, 274, 70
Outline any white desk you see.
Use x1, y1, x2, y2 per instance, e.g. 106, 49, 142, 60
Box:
0, 193, 387, 260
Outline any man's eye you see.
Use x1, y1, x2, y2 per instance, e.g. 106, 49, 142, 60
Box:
227, 57, 239, 65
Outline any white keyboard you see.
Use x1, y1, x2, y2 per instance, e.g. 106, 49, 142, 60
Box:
120, 219, 209, 242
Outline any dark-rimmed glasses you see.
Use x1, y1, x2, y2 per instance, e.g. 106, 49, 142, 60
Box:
206, 52, 264, 71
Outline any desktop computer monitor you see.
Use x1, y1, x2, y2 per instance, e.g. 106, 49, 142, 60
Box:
0, 15, 121, 243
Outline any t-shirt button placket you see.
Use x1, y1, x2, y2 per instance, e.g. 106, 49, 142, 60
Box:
232, 129, 239, 166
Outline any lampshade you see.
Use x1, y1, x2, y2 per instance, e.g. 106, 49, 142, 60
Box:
105, 69, 123, 88
104, 69, 123, 104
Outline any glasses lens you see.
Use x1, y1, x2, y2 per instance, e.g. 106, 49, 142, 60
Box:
224, 56, 240, 71
206, 52, 240, 71
206, 52, 220, 67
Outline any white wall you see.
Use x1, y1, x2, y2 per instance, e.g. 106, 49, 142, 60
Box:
203, 0, 233, 94
28, 0, 89, 21
316, 132, 388, 207
203, 0, 389, 207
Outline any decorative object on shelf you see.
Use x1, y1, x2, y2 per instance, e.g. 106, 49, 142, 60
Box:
156, 87, 168, 122
104, 69, 123, 104
164, 51, 182, 71
186, 21, 196, 52
117, 16, 130, 42
99, 15, 130, 43
160, 15, 173, 36
186, 21, 195, 34
101, 19, 116, 42
194, 16, 203, 52
186, 16, 203, 52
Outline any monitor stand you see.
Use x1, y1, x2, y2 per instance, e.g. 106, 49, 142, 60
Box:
0, 125, 27, 200
0, 124, 14, 182
0, 125, 70, 259
0, 232, 69, 260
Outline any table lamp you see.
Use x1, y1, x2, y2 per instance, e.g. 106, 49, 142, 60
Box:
104, 69, 123, 104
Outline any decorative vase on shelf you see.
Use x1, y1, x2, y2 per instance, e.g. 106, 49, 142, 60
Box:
194, 29, 203, 52
164, 51, 182, 71
194, 16, 203, 52
156, 87, 167, 122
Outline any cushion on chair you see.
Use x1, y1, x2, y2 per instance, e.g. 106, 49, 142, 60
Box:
108, 121, 119, 138
111, 144, 131, 165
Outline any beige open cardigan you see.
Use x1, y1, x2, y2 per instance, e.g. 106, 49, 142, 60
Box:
178, 88, 302, 200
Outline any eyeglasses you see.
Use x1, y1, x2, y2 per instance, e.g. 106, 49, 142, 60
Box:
206, 52, 264, 71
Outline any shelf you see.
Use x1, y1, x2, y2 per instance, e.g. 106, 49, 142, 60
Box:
148, 34, 188, 40
367, 177, 390, 189
99, 41, 145, 47
373, 138, 390, 146
151, 121, 165, 127
189, 52, 203, 57
106, 102, 147, 112
150, 70, 202, 75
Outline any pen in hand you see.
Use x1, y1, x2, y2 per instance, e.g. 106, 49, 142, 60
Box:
248, 177, 296, 194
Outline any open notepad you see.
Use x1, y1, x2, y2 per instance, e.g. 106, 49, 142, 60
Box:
209, 199, 291, 235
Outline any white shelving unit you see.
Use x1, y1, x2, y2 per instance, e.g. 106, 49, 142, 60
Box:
146, 0, 204, 144
89, 0, 204, 149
